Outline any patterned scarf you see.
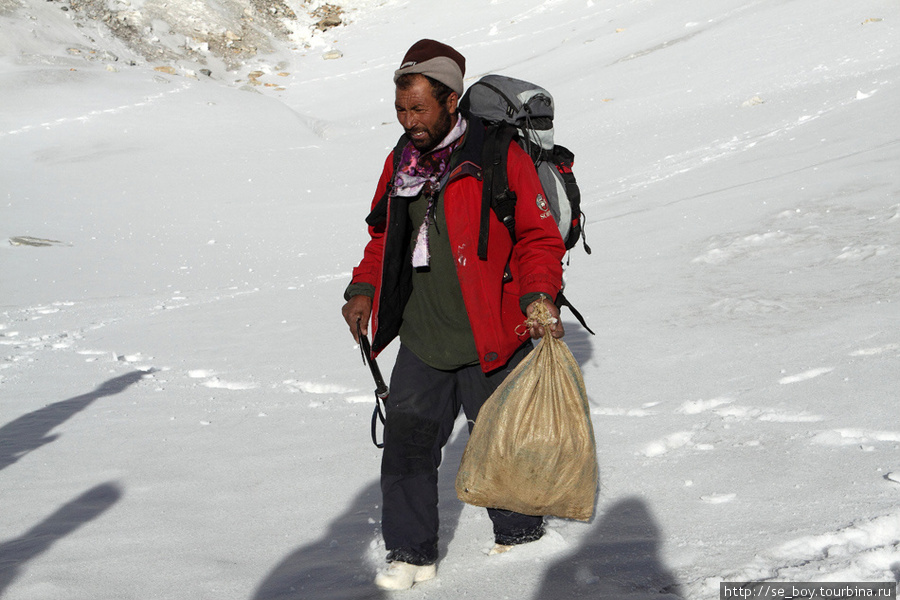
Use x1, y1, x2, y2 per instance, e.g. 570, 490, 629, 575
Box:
391, 115, 467, 268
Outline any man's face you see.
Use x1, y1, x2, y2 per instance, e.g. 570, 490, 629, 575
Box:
395, 75, 458, 152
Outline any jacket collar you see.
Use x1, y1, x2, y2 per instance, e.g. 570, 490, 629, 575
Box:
448, 111, 486, 183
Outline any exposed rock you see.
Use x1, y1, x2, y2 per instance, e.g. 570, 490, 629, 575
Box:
9, 236, 71, 247
57, 0, 346, 71
742, 95, 765, 107
313, 3, 343, 31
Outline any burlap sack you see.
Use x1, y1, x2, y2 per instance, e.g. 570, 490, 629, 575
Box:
455, 303, 598, 521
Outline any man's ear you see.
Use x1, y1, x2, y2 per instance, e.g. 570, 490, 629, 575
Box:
446, 91, 459, 114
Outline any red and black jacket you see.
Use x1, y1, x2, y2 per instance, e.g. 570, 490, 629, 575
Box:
350, 117, 565, 373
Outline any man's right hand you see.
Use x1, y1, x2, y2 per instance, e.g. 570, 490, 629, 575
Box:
341, 295, 373, 343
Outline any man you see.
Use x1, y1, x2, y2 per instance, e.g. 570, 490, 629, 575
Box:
341, 39, 566, 591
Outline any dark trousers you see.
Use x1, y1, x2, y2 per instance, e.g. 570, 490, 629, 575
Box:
381, 343, 544, 566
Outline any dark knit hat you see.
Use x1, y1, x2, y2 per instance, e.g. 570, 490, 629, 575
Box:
393, 39, 466, 95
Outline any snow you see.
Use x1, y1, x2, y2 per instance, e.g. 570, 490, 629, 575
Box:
1, 0, 899, 598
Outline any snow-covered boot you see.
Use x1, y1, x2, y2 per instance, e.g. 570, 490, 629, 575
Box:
374, 561, 436, 590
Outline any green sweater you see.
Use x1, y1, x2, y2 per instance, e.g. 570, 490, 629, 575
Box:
398, 189, 480, 370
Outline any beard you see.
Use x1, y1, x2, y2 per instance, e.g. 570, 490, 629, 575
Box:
407, 107, 454, 152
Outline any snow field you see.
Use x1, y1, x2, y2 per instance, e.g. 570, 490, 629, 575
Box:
2, 0, 899, 598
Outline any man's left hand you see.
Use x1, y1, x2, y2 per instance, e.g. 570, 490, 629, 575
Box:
526, 297, 565, 339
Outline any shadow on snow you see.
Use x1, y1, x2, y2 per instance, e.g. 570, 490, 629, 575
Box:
0, 483, 123, 594
535, 497, 682, 599
251, 432, 471, 600
251, 479, 386, 600
0, 370, 148, 471
0, 371, 144, 595
253, 490, 681, 599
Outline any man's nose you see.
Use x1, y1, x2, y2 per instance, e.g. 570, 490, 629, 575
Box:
399, 112, 417, 130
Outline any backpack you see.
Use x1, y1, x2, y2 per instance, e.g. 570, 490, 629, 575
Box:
459, 74, 591, 256
460, 74, 594, 334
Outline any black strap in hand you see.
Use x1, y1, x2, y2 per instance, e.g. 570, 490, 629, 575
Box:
357, 321, 389, 448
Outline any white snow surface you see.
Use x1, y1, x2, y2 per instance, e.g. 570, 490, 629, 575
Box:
2, 0, 899, 598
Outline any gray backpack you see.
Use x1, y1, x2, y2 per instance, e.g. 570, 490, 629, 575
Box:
460, 74, 589, 254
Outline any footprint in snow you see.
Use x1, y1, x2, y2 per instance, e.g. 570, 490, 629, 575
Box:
593, 401, 661, 417
282, 379, 364, 408
188, 370, 257, 390
700, 493, 736, 504
202, 377, 258, 390
778, 367, 833, 384
811, 429, 900, 449
76, 349, 111, 362
835, 244, 891, 261
691, 230, 800, 265
850, 343, 899, 357
676, 397, 734, 415
708, 402, 823, 423
642, 432, 697, 458
283, 379, 356, 394
592, 406, 658, 417
189, 369, 217, 378
346, 394, 376, 404
315, 272, 353, 284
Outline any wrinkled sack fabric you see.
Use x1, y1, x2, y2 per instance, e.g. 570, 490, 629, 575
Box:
455, 303, 598, 521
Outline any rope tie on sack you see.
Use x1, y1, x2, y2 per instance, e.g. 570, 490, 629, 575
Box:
515, 297, 558, 337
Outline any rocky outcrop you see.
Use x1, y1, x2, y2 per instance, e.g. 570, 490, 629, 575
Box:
12, 0, 345, 71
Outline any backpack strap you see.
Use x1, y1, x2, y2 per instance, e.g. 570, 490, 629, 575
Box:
478, 122, 518, 260
550, 145, 592, 255
556, 291, 595, 335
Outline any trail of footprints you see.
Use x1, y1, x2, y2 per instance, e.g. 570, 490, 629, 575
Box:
595, 343, 900, 505
0, 299, 370, 417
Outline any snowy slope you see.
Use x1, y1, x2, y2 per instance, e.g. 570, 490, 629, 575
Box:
1, 0, 899, 598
